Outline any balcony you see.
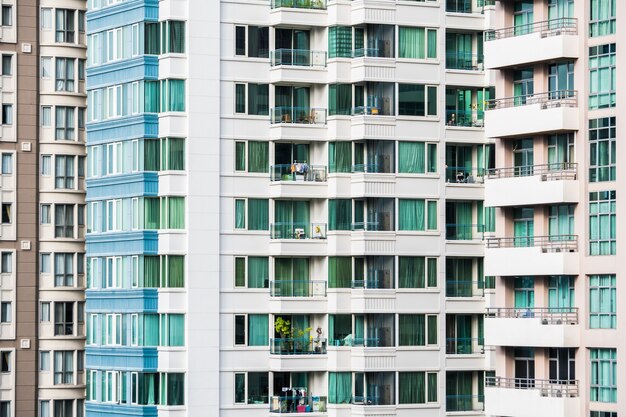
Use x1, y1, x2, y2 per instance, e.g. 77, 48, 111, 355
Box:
446, 337, 484, 355
270, 49, 327, 84
446, 280, 488, 298
270, 395, 328, 414
485, 377, 580, 417
269, 0, 327, 27
446, 52, 484, 71
269, 165, 328, 199
485, 308, 580, 347
446, 224, 485, 241
485, 163, 578, 207
269, 223, 328, 256
270, 107, 328, 141
485, 91, 579, 138
270, 338, 328, 355
484, 18, 579, 69
485, 235, 578, 276
270, 280, 327, 298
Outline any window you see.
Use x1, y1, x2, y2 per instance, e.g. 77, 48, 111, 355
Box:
161, 21, 186, 54
106, 142, 122, 175
234, 140, 268, 173
159, 314, 185, 346
399, 372, 438, 404
589, 275, 616, 329
1, 55, 11, 76
106, 28, 123, 62
54, 253, 74, 287
591, 412, 617, 417
1, 105, 12, 125
234, 256, 268, 288
41, 204, 51, 224
40, 351, 50, 371
0, 302, 10, 323
234, 83, 269, 115
234, 26, 269, 58
41, 106, 52, 127
398, 199, 437, 231
234, 372, 269, 404
161, 373, 185, 406
328, 26, 352, 59
234, 198, 268, 231
398, 257, 438, 288
55, 58, 76, 92
105, 313, 122, 345
0, 402, 9, 417
398, 141, 437, 174
160, 79, 186, 112
589, 117, 616, 182
104, 371, 120, 403
329, 84, 352, 116
56, 9, 75, 43
56, 107, 75, 140
55, 155, 75, 189
161, 255, 185, 288
1, 6, 12, 26
41, 8, 52, 29
398, 84, 437, 116
54, 302, 74, 335
398, 27, 437, 59
0, 351, 10, 372
55, 204, 74, 238
589, 44, 616, 109
1, 154, 12, 174
398, 314, 438, 346
234, 314, 268, 346
590, 348, 616, 402
54, 351, 74, 384
41, 302, 51, 322
589, 191, 616, 255
105, 257, 122, 288
590, 0, 616, 37
1, 204, 11, 224
328, 199, 352, 231
41, 253, 51, 273
0, 253, 11, 274
160, 196, 185, 229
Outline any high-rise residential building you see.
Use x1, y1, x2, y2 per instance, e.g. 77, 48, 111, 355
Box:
85, 0, 497, 415
482, 1, 621, 417
0, 1, 88, 417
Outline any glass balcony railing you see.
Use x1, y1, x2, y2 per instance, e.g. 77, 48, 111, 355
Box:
486, 376, 579, 397
270, 49, 327, 67
352, 220, 394, 232
446, 394, 485, 412
446, 224, 485, 241
271, 107, 327, 124
446, 52, 484, 70
351, 277, 393, 289
486, 235, 578, 251
486, 90, 578, 110
485, 17, 578, 41
445, 166, 486, 184
270, 280, 327, 297
352, 393, 393, 406
352, 105, 394, 116
270, 164, 328, 182
351, 163, 393, 174
270, 0, 327, 9
446, 337, 485, 355
487, 162, 577, 180
270, 222, 327, 239
270, 395, 328, 413
445, 110, 485, 128
485, 307, 579, 324
270, 338, 328, 355
445, 280, 489, 297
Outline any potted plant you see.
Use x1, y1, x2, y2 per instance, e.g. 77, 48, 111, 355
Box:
274, 317, 293, 353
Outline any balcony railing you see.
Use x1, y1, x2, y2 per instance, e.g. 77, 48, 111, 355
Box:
352, 105, 394, 116
270, 280, 327, 297
270, 164, 328, 182
486, 90, 578, 110
352, 220, 394, 232
270, 338, 328, 355
270, 395, 328, 413
487, 162, 577, 180
485, 307, 579, 324
486, 235, 578, 252
328, 336, 381, 347
351, 277, 393, 289
270, 222, 327, 239
352, 394, 393, 406
446, 166, 486, 184
485, 17, 578, 41
446, 337, 485, 355
446, 109, 485, 128
446, 224, 485, 241
270, 49, 327, 67
352, 47, 393, 59
486, 376, 579, 397
446, 52, 484, 70
270, 0, 327, 10
351, 163, 393, 174
446, 394, 485, 412
446, 280, 489, 297
271, 107, 327, 124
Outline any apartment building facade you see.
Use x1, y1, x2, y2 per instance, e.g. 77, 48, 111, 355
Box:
482, 1, 622, 417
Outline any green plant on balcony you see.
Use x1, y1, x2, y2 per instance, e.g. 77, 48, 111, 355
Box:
274, 317, 312, 353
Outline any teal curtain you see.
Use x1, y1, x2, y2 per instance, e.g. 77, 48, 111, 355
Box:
329, 142, 351, 173
144, 23, 160, 55
168, 255, 184, 287
354, 315, 364, 344
399, 314, 425, 346
427, 143, 437, 173
168, 314, 184, 346
427, 258, 437, 287
427, 373, 437, 402
548, 276, 574, 310
399, 372, 425, 404
399, 257, 425, 288
590, 348, 617, 402
168, 138, 185, 170
248, 141, 269, 173
248, 314, 269, 346
235, 374, 245, 403
235, 257, 245, 287
329, 257, 351, 288
168, 197, 185, 229
427, 201, 437, 230
248, 84, 269, 116
142, 315, 159, 346
514, 277, 535, 309
399, 27, 425, 59
399, 199, 425, 231
144, 81, 160, 113
456, 315, 471, 354
144, 140, 160, 171
455, 202, 473, 240
427, 315, 437, 345
293, 258, 310, 296
329, 84, 352, 116
329, 199, 352, 230
274, 200, 293, 238
168, 21, 186, 53
248, 199, 268, 230
328, 373, 352, 404
235, 84, 245, 113
427, 29, 437, 58
248, 257, 268, 288
143, 257, 159, 287
398, 142, 425, 173
168, 80, 185, 112
235, 199, 245, 229
144, 198, 160, 229
590, 275, 616, 329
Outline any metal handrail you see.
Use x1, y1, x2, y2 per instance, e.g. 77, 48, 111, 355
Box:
270, 0, 327, 10
446, 224, 485, 241
486, 376, 579, 397
487, 163, 577, 180
270, 395, 328, 413
270, 222, 328, 239
270, 280, 327, 297
446, 337, 485, 355
485, 17, 578, 41
270, 338, 328, 355
271, 107, 327, 124
446, 166, 486, 184
270, 48, 327, 67
270, 164, 328, 182
487, 90, 578, 110
486, 235, 578, 251
445, 52, 484, 70
445, 280, 487, 297
485, 307, 579, 324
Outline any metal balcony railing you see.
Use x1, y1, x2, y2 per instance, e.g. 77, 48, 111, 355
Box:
445, 280, 488, 297
270, 49, 327, 67
485, 307, 579, 324
271, 107, 327, 124
270, 0, 327, 10
270, 395, 328, 413
446, 224, 485, 241
446, 337, 485, 355
486, 90, 578, 110
486, 376, 579, 397
445, 109, 485, 128
446, 52, 484, 70
487, 162, 577, 180
270, 164, 327, 182
270, 338, 328, 355
486, 235, 578, 252
270, 222, 327, 239
485, 17, 578, 41
446, 166, 486, 184
270, 280, 327, 297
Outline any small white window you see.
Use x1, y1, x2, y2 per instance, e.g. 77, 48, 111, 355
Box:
40, 8, 52, 29
41, 57, 52, 78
